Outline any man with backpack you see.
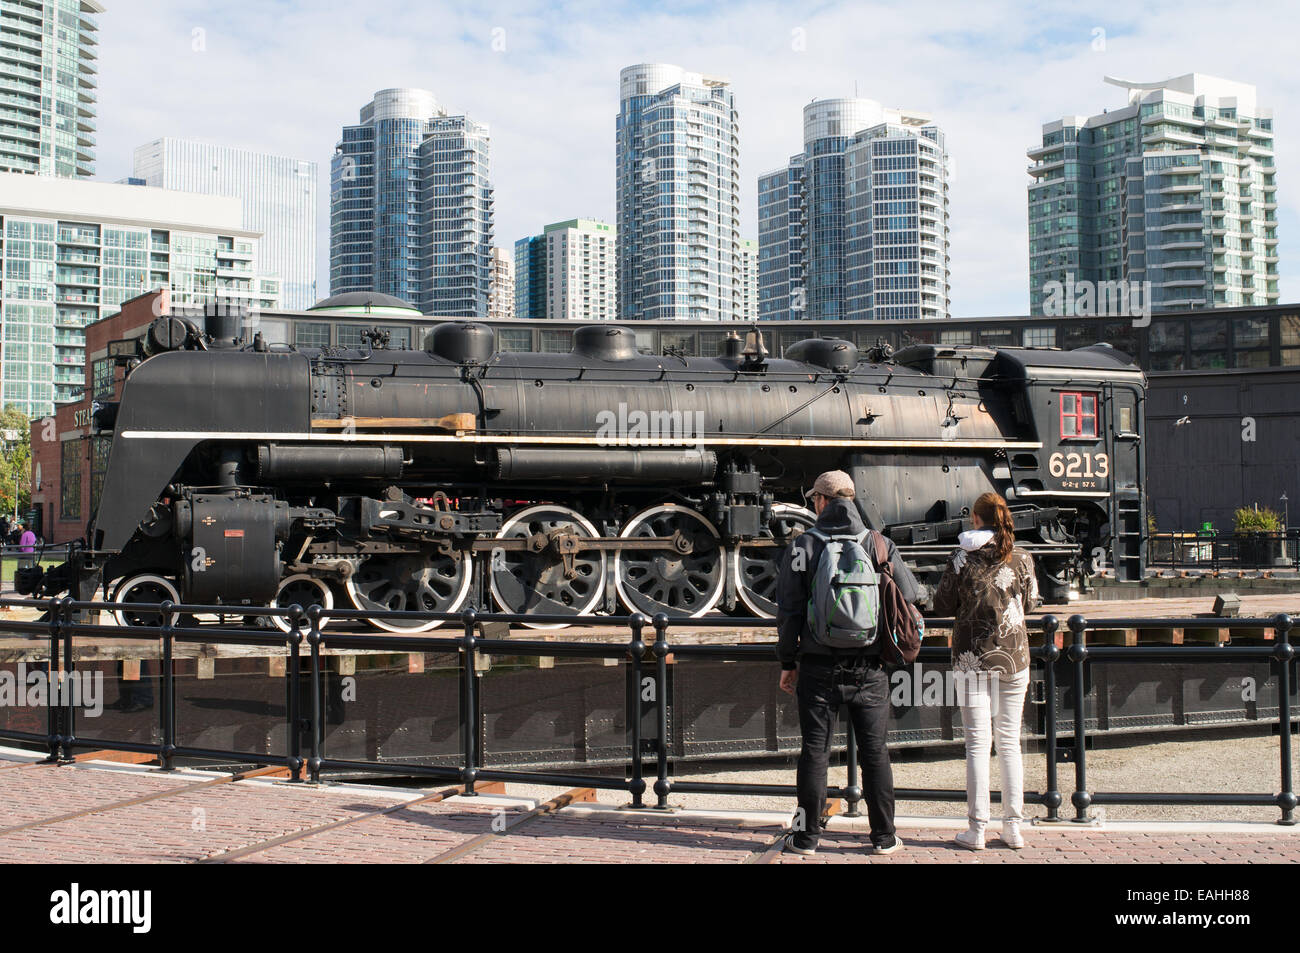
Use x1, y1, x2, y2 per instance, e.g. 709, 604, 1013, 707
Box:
776, 469, 920, 856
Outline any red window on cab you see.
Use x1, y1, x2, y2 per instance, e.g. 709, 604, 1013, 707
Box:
1060, 392, 1098, 438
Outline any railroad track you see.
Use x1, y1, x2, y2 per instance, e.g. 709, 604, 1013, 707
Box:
0, 761, 291, 837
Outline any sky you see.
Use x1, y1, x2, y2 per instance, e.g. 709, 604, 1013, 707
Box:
92, 0, 1298, 315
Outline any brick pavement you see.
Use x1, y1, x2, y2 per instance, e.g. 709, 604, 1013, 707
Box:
1, 753, 1297, 864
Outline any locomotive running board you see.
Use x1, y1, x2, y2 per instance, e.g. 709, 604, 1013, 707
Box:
120, 430, 1044, 451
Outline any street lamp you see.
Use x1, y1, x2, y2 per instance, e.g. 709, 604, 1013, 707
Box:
1282, 492, 1289, 533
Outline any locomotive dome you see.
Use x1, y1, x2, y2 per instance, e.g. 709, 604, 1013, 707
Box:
307, 291, 421, 316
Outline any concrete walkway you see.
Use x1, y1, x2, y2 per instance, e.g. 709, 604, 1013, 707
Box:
1, 749, 1295, 864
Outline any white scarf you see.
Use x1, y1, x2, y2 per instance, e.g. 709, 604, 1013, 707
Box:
951, 529, 994, 573
958, 529, 994, 551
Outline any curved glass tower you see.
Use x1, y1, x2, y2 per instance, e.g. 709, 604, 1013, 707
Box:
617, 64, 741, 321
331, 89, 493, 316
759, 97, 950, 321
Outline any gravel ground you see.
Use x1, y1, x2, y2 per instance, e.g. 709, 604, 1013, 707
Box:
498, 725, 1295, 824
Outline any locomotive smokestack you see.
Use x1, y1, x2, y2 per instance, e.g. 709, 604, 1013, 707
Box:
205, 304, 244, 348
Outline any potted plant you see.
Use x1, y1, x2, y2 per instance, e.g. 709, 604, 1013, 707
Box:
1234, 505, 1287, 567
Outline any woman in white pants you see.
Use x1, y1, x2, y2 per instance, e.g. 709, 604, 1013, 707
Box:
933, 492, 1040, 850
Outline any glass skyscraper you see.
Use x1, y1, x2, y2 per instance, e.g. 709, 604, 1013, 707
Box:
514, 220, 617, 321
757, 155, 804, 321
132, 138, 317, 309
0, 173, 279, 417
514, 233, 546, 320
1028, 74, 1279, 314
0, 0, 102, 179
616, 64, 741, 321
330, 89, 494, 317
758, 98, 950, 322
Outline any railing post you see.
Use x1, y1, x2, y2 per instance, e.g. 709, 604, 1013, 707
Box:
45, 596, 60, 763
160, 601, 176, 771
1039, 616, 1062, 822
304, 605, 322, 783
287, 612, 303, 782
460, 607, 479, 796
1067, 614, 1091, 823
843, 715, 862, 817
627, 613, 648, 810
1273, 613, 1296, 825
652, 612, 671, 809
59, 596, 75, 762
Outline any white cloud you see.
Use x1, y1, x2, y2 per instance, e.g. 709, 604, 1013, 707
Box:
93, 0, 1295, 313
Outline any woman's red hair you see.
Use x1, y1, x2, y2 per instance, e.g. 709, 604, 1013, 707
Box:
973, 492, 1015, 563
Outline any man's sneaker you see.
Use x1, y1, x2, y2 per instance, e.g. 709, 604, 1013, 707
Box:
783, 834, 817, 856
953, 828, 985, 851
872, 834, 903, 855
1001, 822, 1024, 850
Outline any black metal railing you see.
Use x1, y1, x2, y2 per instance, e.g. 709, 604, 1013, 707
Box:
0, 596, 1295, 825
1148, 531, 1300, 571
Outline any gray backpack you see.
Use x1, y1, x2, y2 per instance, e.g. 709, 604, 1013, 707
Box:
805, 528, 882, 649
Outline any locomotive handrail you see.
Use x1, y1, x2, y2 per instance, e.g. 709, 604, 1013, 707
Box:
0, 597, 1292, 825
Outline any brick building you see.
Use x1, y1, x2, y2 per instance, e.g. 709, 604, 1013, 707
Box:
28, 289, 166, 543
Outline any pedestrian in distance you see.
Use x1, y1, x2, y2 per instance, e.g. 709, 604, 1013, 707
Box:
933, 491, 1040, 850
17, 522, 37, 569
775, 469, 920, 856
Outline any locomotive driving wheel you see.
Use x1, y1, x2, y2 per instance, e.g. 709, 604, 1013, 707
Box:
271, 573, 334, 633
614, 504, 725, 619
344, 551, 472, 632
489, 504, 607, 629
732, 503, 816, 619
111, 574, 180, 627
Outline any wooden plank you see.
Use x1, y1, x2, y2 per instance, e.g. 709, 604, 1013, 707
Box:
1135, 627, 1179, 645
122, 659, 141, 681
424, 787, 597, 865
196, 657, 215, 680
1182, 627, 1225, 645
73, 749, 156, 765
1225, 627, 1274, 644
407, 653, 425, 674
1087, 628, 1136, 646
268, 656, 287, 677
312, 413, 476, 432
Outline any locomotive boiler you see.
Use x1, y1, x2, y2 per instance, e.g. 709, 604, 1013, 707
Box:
34, 312, 1147, 631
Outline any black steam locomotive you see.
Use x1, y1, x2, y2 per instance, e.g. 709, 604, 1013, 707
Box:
33, 311, 1146, 630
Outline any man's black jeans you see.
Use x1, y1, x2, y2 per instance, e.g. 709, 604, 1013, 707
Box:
794, 653, 895, 846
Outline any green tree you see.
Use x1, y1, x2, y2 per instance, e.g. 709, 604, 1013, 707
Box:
0, 404, 33, 521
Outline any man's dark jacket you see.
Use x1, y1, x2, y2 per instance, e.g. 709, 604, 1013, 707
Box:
775, 497, 920, 670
